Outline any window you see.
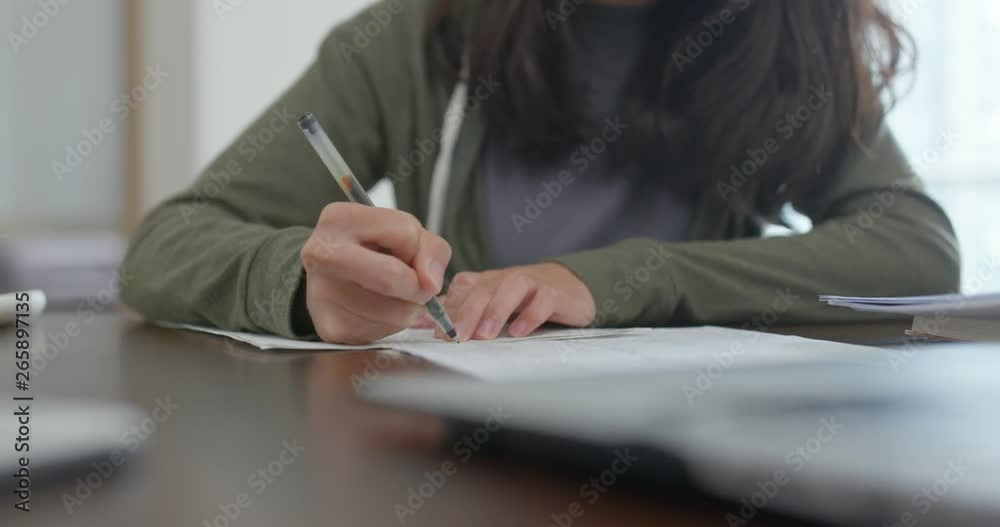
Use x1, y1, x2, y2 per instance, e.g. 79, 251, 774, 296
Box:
887, 0, 1000, 292
1, 0, 124, 230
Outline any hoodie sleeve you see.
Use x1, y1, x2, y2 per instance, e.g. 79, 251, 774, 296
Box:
552, 124, 961, 327
120, 9, 399, 337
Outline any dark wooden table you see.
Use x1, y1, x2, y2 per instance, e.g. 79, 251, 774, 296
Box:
0, 313, 914, 526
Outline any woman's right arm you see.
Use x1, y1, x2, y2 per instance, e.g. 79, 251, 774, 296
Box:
121, 4, 445, 341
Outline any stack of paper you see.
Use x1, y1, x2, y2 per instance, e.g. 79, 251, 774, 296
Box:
821, 293, 1000, 342
159, 323, 879, 382
819, 292, 1000, 317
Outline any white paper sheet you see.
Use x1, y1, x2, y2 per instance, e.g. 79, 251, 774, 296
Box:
400, 326, 879, 381
159, 322, 879, 382
157, 321, 650, 351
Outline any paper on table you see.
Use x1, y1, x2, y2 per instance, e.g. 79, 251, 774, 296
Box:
400, 326, 879, 381
158, 323, 877, 382
820, 292, 1000, 317
156, 321, 650, 351
819, 294, 971, 305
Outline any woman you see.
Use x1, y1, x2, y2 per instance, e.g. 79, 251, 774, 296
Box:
121, 0, 960, 344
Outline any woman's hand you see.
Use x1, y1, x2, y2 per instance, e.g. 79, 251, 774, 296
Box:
436, 263, 596, 341
300, 203, 451, 345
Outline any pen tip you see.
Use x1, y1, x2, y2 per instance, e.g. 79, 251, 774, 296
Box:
446, 329, 458, 341
296, 113, 318, 133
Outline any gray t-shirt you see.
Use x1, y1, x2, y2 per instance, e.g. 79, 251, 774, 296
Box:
484, 2, 693, 268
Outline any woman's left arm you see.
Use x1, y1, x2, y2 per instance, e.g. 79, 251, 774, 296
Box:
442, 124, 961, 338
551, 123, 961, 328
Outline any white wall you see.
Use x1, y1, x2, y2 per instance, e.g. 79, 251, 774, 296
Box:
136, 0, 194, 220
136, 0, 394, 213
191, 0, 374, 172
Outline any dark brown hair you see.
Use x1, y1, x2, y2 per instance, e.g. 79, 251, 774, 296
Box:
428, 0, 913, 217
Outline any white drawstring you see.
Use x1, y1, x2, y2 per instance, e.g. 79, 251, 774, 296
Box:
426, 61, 469, 235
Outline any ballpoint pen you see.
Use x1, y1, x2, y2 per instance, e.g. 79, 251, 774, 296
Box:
296, 112, 458, 341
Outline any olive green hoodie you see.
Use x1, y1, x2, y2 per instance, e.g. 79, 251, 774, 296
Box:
121, 0, 960, 338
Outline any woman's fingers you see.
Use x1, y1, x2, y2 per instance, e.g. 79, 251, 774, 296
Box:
443, 272, 480, 306
411, 233, 451, 294
338, 205, 451, 293
508, 286, 558, 337
409, 310, 436, 329
442, 272, 551, 341
474, 274, 537, 340
451, 285, 495, 341
320, 243, 431, 304
322, 204, 423, 260
329, 280, 425, 328
310, 296, 404, 345
312, 202, 451, 299
438, 272, 480, 328
302, 203, 455, 345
